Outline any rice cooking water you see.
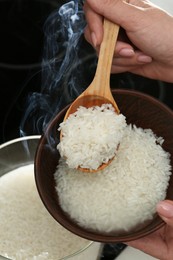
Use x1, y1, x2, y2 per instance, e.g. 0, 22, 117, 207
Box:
57, 104, 126, 170
0, 164, 101, 260
55, 124, 172, 233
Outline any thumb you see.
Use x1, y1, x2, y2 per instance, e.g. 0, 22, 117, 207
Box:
156, 200, 173, 228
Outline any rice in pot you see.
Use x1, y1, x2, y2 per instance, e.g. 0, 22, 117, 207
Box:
0, 165, 100, 259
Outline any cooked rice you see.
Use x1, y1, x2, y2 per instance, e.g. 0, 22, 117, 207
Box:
0, 165, 101, 260
57, 104, 126, 170
55, 124, 172, 233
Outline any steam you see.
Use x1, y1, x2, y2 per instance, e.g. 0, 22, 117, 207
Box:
20, 0, 96, 137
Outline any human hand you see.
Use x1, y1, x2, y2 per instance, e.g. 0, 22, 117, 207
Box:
126, 200, 173, 260
84, 0, 173, 82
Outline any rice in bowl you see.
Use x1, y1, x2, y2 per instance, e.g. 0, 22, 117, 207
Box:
54, 124, 172, 233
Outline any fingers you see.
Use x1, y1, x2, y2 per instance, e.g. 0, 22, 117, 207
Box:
114, 45, 152, 63
83, 2, 103, 47
126, 226, 167, 260
111, 44, 152, 74
157, 200, 173, 228
85, 0, 152, 29
85, 36, 153, 74
83, 0, 139, 47
84, 0, 156, 56
115, 41, 135, 57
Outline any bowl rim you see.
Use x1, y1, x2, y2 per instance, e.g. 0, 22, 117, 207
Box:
113, 88, 173, 116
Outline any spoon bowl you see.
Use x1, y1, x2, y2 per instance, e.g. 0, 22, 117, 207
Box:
61, 19, 120, 172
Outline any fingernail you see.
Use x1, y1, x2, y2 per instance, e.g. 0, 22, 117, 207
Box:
91, 32, 97, 48
137, 55, 152, 63
157, 201, 173, 218
119, 48, 135, 57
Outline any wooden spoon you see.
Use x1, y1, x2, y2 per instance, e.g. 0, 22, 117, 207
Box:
61, 19, 120, 172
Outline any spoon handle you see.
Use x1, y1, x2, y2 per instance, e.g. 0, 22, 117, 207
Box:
94, 19, 119, 88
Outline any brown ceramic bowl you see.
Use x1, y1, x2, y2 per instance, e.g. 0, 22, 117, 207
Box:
34, 89, 173, 243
